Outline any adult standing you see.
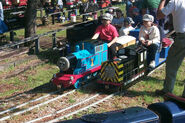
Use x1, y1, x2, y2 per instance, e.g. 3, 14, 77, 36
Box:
156, 0, 185, 97
57, 0, 63, 11
0, 1, 8, 34
0, 1, 4, 21
57, 0, 63, 22
142, 0, 160, 24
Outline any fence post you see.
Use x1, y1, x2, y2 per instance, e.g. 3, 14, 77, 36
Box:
35, 38, 40, 54
10, 31, 14, 41
52, 33, 56, 48
52, 15, 55, 25
40, 9, 43, 18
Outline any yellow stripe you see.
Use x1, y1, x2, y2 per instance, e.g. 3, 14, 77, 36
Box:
118, 64, 123, 69
101, 65, 105, 72
101, 62, 108, 71
115, 75, 118, 80
101, 70, 105, 76
118, 77, 123, 82
118, 71, 123, 76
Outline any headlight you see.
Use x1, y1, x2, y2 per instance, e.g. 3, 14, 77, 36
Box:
70, 76, 74, 80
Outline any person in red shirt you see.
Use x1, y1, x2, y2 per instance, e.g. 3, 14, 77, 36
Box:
92, 13, 119, 59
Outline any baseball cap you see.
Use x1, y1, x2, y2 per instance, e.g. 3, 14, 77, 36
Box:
102, 13, 113, 22
143, 14, 154, 22
132, 8, 139, 13
124, 17, 135, 24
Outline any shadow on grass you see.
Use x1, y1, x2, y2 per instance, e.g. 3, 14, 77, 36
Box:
142, 76, 163, 83
30, 48, 62, 65
124, 90, 158, 98
0, 82, 60, 103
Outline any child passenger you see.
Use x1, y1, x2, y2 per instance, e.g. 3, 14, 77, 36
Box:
119, 17, 135, 36
139, 14, 160, 68
111, 9, 124, 31
92, 13, 119, 60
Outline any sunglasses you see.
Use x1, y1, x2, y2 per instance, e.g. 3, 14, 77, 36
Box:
101, 19, 109, 21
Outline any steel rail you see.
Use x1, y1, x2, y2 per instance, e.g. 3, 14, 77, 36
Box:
47, 92, 119, 123
0, 91, 59, 115
0, 90, 76, 122
26, 93, 100, 123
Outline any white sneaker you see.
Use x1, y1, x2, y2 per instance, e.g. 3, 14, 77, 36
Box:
149, 61, 155, 68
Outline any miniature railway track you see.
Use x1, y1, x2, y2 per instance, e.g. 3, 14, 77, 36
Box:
0, 41, 54, 62
0, 47, 29, 62
0, 89, 118, 123
0, 40, 59, 79
0, 89, 76, 122
46, 92, 119, 123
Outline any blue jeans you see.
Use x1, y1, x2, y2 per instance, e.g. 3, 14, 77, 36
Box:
146, 43, 160, 64
139, 42, 160, 64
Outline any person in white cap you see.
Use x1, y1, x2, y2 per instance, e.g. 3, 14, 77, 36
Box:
139, 14, 160, 68
92, 13, 119, 59
155, 0, 185, 97
119, 17, 135, 36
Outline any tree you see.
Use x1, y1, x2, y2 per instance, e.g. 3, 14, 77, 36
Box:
24, 0, 38, 38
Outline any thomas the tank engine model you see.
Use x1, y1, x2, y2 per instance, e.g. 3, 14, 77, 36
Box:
51, 40, 108, 89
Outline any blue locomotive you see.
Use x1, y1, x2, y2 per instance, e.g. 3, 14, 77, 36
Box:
51, 40, 108, 88
59, 93, 185, 123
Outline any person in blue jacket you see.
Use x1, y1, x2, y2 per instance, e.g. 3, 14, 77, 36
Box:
0, 1, 8, 34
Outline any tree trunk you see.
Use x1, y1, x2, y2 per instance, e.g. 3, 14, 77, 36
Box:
25, 0, 38, 38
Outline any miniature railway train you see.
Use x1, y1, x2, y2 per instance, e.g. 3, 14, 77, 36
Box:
60, 93, 185, 123
51, 26, 172, 89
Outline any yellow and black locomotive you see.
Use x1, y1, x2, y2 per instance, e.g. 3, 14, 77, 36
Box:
97, 45, 148, 89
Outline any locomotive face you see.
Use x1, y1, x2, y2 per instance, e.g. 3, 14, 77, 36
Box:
104, 65, 116, 78
57, 57, 70, 71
